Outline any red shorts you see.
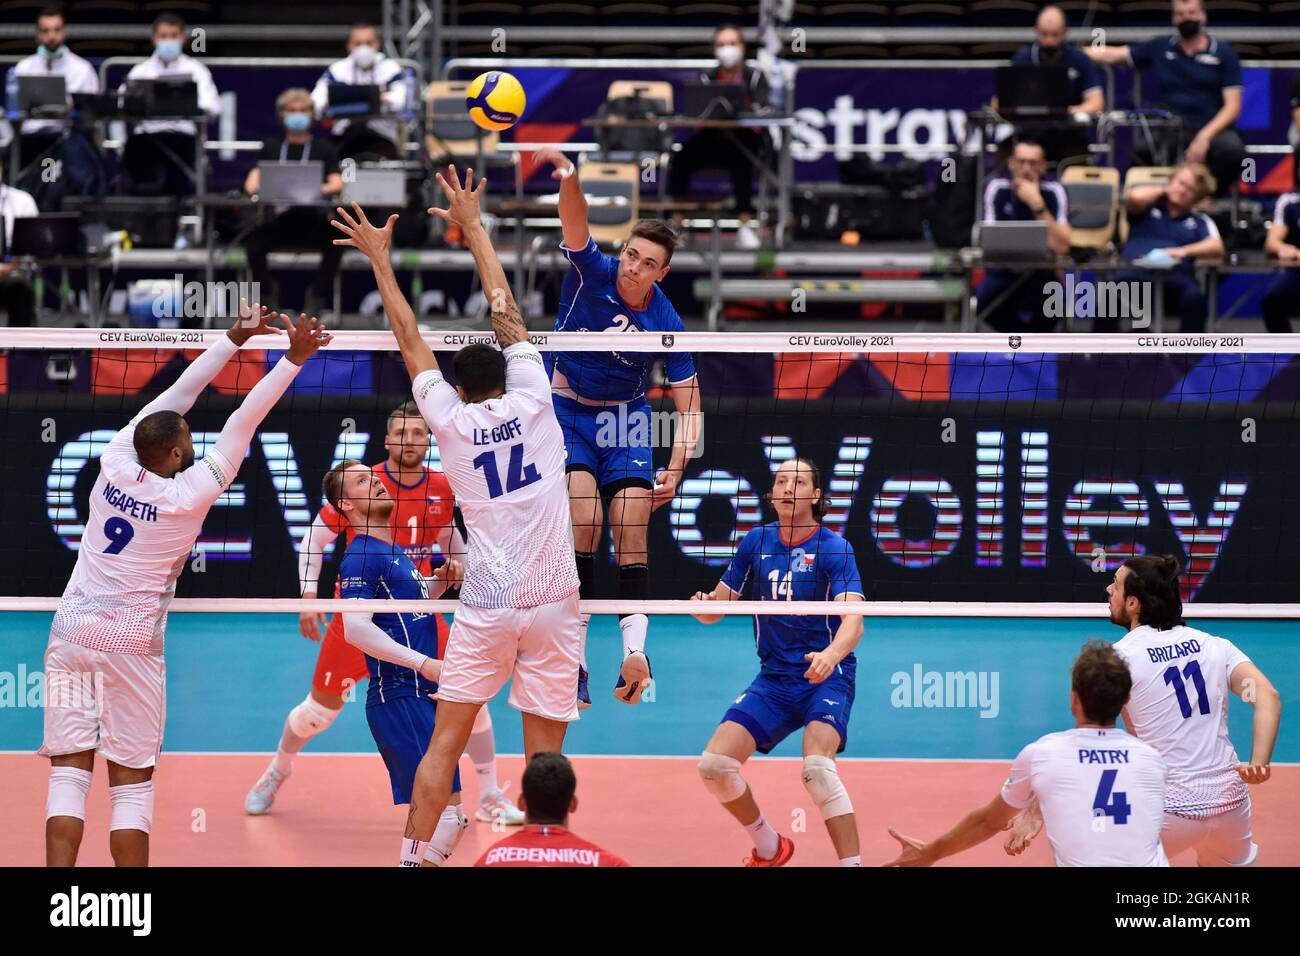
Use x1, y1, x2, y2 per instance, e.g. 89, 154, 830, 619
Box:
311, 613, 451, 698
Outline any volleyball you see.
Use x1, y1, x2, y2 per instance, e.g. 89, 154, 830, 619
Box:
465, 70, 526, 131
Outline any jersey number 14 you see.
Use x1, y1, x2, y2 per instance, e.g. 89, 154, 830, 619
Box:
473, 443, 540, 499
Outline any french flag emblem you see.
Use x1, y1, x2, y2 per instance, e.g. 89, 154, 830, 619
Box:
802, 554, 815, 566
136, 467, 146, 482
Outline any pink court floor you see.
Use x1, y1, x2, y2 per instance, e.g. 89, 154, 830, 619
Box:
3, 754, 1298, 866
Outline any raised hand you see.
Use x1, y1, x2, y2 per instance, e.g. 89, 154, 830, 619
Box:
229, 299, 283, 345
279, 312, 333, 367
428, 164, 486, 231
532, 147, 575, 180
331, 202, 399, 262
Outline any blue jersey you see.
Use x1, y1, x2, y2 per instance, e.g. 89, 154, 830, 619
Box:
720, 523, 864, 678
1129, 34, 1242, 135
551, 236, 695, 403
337, 534, 442, 704
982, 177, 1068, 226
1122, 197, 1220, 265
1274, 193, 1300, 248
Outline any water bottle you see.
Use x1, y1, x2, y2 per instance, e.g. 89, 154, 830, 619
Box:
402, 67, 418, 121
5, 69, 19, 121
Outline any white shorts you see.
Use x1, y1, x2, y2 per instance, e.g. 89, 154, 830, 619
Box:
37, 635, 166, 770
438, 592, 581, 723
1162, 799, 1258, 866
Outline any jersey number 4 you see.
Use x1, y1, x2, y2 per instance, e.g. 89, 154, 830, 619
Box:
1163, 660, 1211, 719
1092, 768, 1132, 825
473, 443, 540, 499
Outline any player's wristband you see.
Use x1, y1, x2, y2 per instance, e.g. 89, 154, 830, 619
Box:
556, 163, 575, 179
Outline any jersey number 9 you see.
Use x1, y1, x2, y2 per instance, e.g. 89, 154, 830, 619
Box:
103, 517, 135, 555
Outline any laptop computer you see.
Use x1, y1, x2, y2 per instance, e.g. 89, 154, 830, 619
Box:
682, 82, 749, 120
978, 220, 1051, 261
8, 213, 83, 259
995, 65, 1072, 117
128, 77, 200, 117
328, 83, 382, 117
341, 167, 406, 206
18, 75, 67, 117
258, 161, 325, 204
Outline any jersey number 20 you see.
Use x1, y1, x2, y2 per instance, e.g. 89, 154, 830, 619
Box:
473, 443, 540, 499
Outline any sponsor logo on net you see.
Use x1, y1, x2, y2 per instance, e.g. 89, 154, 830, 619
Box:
441, 333, 549, 346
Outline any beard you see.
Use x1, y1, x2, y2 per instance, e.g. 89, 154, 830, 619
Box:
180, 448, 195, 471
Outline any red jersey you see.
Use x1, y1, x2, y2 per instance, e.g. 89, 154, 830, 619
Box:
320, 462, 455, 576
474, 825, 629, 868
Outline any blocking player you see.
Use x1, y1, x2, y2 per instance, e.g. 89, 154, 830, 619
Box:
40, 306, 330, 866
243, 401, 524, 826
326, 460, 468, 866
533, 147, 703, 706
886, 641, 1171, 867
690, 459, 865, 867
330, 166, 581, 866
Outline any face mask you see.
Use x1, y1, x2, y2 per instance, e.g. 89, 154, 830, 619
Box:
284, 112, 311, 132
351, 44, 378, 68
715, 44, 742, 69
1177, 19, 1202, 39
156, 39, 182, 61
38, 44, 66, 60
1038, 43, 1060, 57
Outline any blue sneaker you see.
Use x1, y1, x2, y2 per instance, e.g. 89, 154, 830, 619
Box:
612, 651, 652, 705
577, 666, 591, 710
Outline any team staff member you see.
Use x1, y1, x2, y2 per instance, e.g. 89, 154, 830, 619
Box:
310, 22, 409, 161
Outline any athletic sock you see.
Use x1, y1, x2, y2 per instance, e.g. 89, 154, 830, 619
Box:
745, 814, 780, 860
840, 855, 862, 867
617, 563, 649, 657
466, 730, 499, 797
576, 551, 596, 670
399, 837, 428, 867
272, 718, 305, 777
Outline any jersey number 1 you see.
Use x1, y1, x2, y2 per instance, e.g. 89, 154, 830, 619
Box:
473, 443, 540, 499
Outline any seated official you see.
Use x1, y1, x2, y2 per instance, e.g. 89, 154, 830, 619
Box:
310, 22, 408, 161
667, 24, 769, 249
0, 161, 40, 327
1289, 70, 1299, 188
1105, 162, 1223, 334
120, 12, 221, 198
976, 139, 1071, 333
1261, 193, 1300, 333
1086, 0, 1244, 197
13, 5, 104, 209
242, 88, 344, 317
1002, 5, 1104, 164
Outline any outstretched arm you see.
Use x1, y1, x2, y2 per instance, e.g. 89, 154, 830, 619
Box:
330, 204, 438, 380
884, 794, 1020, 866
533, 148, 590, 251
1232, 661, 1282, 784
428, 165, 528, 347
140, 301, 279, 418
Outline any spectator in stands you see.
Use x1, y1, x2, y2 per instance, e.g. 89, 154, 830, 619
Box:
242, 88, 344, 317
475, 753, 628, 868
1260, 192, 1300, 333
0, 154, 39, 327
1289, 71, 1299, 187
1104, 162, 1223, 334
121, 12, 221, 198
976, 138, 1071, 333
12, 4, 104, 210
667, 24, 768, 249
1002, 5, 1104, 165
1085, 0, 1244, 197
311, 22, 409, 161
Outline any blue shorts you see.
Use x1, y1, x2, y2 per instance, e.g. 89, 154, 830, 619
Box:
366, 694, 462, 805
722, 669, 855, 755
552, 393, 655, 492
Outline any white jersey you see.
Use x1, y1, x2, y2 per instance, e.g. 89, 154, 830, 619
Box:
51, 413, 235, 656
1002, 727, 1169, 867
412, 342, 579, 609
1114, 624, 1251, 818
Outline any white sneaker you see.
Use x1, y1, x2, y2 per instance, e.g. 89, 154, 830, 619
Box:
736, 222, 761, 249
476, 783, 526, 825
244, 766, 288, 815
613, 650, 653, 705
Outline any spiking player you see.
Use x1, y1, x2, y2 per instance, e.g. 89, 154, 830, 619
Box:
243, 400, 524, 826
887, 641, 1171, 867
40, 306, 330, 866
691, 459, 865, 867
331, 166, 581, 866
325, 460, 469, 866
533, 147, 703, 706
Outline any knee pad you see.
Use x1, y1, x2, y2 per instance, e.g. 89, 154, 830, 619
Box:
47, 767, 93, 821
288, 694, 341, 739
109, 780, 155, 834
802, 755, 853, 821
698, 752, 746, 803
423, 804, 470, 865
472, 705, 492, 735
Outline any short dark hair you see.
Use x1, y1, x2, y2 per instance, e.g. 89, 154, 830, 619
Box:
133, 410, 186, 470
712, 23, 744, 44
1013, 136, 1046, 155
322, 458, 365, 511
37, 5, 65, 21
453, 344, 506, 401
152, 12, 184, 32
386, 399, 424, 434
522, 752, 576, 824
1072, 640, 1133, 725
766, 457, 829, 519
627, 219, 678, 265
1121, 555, 1185, 630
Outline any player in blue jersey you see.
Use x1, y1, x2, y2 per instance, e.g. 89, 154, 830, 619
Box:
533, 148, 703, 707
690, 458, 865, 866
325, 459, 470, 866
